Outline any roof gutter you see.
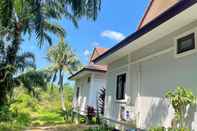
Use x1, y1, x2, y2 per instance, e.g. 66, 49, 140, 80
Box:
68, 68, 107, 80
94, 0, 197, 63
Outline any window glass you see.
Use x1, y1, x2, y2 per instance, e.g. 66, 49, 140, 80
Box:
76, 87, 80, 99
177, 33, 195, 54
116, 73, 126, 100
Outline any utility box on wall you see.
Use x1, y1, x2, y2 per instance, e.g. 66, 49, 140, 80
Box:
120, 105, 136, 122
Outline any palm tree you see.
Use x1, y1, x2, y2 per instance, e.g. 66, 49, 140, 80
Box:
0, 0, 101, 106
47, 37, 82, 112
0, 40, 49, 105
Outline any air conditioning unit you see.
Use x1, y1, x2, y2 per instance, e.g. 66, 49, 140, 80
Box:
120, 106, 135, 122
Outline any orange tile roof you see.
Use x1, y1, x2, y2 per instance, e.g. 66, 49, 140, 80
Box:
138, 0, 178, 29
90, 47, 108, 63
68, 47, 108, 80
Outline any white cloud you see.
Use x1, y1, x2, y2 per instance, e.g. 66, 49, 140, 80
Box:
83, 49, 90, 57
91, 42, 100, 47
101, 30, 125, 42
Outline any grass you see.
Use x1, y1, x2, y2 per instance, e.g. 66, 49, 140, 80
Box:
28, 124, 92, 131
0, 86, 75, 131
0, 122, 23, 131
31, 110, 66, 126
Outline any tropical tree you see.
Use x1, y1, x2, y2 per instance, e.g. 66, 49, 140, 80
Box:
165, 86, 196, 128
0, 0, 101, 106
0, 39, 49, 106
47, 37, 82, 112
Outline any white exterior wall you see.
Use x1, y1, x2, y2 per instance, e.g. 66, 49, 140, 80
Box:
104, 56, 130, 129
73, 76, 91, 114
88, 72, 106, 109
105, 21, 197, 130
73, 72, 106, 115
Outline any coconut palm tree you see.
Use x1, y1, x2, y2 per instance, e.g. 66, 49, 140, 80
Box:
47, 37, 82, 112
0, 40, 49, 105
0, 0, 101, 106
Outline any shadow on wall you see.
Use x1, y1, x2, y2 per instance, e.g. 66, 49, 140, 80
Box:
143, 98, 170, 128
143, 97, 197, 129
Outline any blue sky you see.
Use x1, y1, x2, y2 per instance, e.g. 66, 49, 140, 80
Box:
22, 0, 149, 69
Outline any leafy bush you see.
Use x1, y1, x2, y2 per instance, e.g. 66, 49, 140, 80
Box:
165, 86, 196, 128
0, 105, 13, 121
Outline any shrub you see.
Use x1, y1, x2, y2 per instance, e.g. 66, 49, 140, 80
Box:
0, 105, 13, 121
165, 86, 196, 128
86, 106, 96, 122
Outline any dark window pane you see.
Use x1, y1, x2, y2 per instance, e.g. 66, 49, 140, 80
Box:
88, 77, 91, 83
76, 87, 80, 99
116, 73, 126, 100
177, 33, 195, 54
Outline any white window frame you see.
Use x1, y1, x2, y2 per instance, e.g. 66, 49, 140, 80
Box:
115, 72, 127, 103
174, 28, 197, 58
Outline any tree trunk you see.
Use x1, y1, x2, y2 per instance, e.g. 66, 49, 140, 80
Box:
0, 88, 8, 107
0, 22, 21, 106
59, 69, 66, 111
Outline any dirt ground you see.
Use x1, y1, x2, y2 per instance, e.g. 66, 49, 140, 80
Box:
25, 124, 91, 131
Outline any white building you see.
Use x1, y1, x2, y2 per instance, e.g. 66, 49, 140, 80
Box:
94, 0, 197, 130
69, 47, 108, 115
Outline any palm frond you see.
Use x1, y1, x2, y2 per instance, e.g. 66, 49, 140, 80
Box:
43, 21, 65, 38
64, 0, 101, 20
47, 37, 82, 76
0, 0, 13, 27
15, 52, 36, 72
15, 70, 50, 93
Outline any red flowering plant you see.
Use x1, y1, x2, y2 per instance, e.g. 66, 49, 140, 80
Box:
86, 105, 96, 122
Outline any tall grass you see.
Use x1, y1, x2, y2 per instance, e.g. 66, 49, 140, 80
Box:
0, 84, 74, 130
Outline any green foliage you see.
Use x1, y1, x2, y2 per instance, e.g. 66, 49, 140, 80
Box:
165, 86, 196, 128
0, 105, 13, 122
85, 125, 114, 131
47, 37, 82, 112
31, 111, 65, 126
149, 127, 190, 131
47, 37, 82, 75
0, 0, 101, 107
0, 122, 23, 131
0, 105, 31, 131
0, 84, 74, 130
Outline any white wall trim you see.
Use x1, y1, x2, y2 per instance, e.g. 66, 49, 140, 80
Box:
108, 64, 128, 73
108, 47, 174, 73
129, 47, 174, 65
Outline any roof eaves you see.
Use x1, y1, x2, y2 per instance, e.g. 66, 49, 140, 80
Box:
68, 67, 107, 80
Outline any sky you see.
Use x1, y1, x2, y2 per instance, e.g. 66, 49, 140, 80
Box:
21, 0, 149, 70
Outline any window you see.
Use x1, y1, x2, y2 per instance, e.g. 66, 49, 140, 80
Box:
76, 87, 80, 99
177, 33, 195, 54
116, 73, 126, 100
87, 77, 91, 83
